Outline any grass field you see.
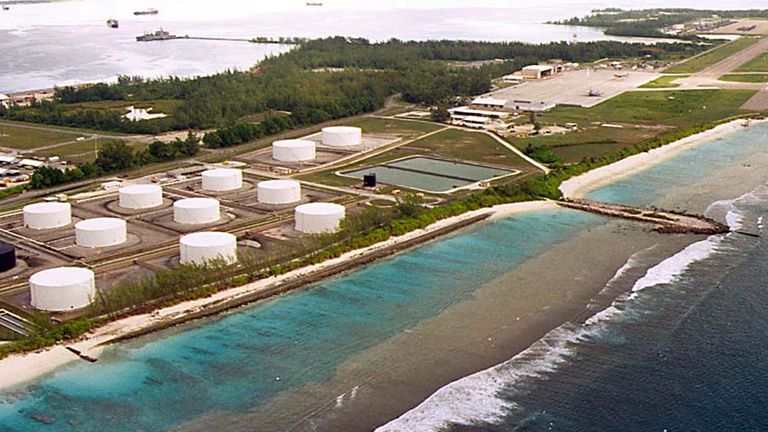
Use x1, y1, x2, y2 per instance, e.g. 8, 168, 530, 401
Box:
664, 37, 760, 74
299, 128, 535, 188
735, 53, 768, 72
0, 123, 82, 150
538, 89, 756, 128
719, 73, 768, 83
639, 75, 688, 88
32, 139, 146, 164
515, 89, 756, 163
344, 117, 443, 137
510, 126, 661, 164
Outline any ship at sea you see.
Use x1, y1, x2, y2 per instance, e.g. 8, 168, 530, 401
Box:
106, 19, 119, 28
134, 8, 158, 15
136, 29, 177, 42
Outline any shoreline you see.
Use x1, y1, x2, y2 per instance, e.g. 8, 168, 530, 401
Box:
0, 200, 557, 391
1, 115, 763, 396
559, 118, 766, 199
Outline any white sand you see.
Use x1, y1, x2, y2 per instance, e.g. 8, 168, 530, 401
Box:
559, 118, 765, 199
0, 200, 555, 390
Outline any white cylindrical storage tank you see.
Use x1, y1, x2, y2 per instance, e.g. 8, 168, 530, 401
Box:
272, 139, 316, 162
29, 267, 95, 311
75, 218, 127, 248
179, 232, 238, 266
202, 168, 243, 192
258, 180, 302, 205
119, 184, 163, 209
322, 126, 362, 147
23, 202, 72, 229
294, 203, 346, 234
173, 198, 220, 225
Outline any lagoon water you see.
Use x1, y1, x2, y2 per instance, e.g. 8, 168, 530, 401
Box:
2, 0, 768, 92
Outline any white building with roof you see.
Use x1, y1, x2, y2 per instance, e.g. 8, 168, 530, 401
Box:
470, 97, 508, 110
448, 107, 510, 119
18, 159, 44, 168
521, 65, 555, 79
0, 94, 9, 109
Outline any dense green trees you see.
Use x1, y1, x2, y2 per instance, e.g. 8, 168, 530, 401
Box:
29, 133, 200, 189
555, 8, 768, 39
1, 37, 710, 138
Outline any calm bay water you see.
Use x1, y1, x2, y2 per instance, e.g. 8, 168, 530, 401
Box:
2, 0, 768, 92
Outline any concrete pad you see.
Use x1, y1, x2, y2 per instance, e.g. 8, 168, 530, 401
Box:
487, 69, 661, 108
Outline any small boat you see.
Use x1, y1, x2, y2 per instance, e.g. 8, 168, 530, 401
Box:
107, 18, 119, 28
306, 2, 323, 6
1, 5, 9, 11
134, 8, 158, 15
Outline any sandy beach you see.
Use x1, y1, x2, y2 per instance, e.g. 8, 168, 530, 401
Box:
559, 118, 766, 199
0, 200, 556, 391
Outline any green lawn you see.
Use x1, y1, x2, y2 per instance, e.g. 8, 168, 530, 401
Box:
665, 37, 760, 74
539, 89, 756, 128
0, 124, 81, 150
719, 73, 768, 83
735, 53, 768, 72
510, 126, 661, 164
299, 128, 536, 188
33, 139, 146, 163
639, 75, 688, 88
406, 129, 532, 170
0, 119, 126, 137
344, 117, 443, 137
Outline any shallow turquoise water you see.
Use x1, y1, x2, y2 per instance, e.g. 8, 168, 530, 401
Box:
587, 123, 768, 206
0, 209, 598, 431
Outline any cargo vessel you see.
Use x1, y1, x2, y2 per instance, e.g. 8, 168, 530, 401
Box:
134, 8, 158, 15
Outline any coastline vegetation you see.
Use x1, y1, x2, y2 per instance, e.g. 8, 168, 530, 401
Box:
0, 35, 761, 359
3, 111, 759, 360
553, 8, 768, 39
0, 38, 707, 137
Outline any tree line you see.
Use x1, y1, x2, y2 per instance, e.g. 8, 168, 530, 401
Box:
30, 132, 200, 189
554, 8, 768, 39
0, 37, 710, 137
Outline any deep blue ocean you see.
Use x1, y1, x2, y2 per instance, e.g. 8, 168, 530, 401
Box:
2, 122, 768, 432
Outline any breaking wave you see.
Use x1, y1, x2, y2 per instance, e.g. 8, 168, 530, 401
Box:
376, 185, 767, 432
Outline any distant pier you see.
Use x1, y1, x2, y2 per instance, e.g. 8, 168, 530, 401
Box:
137, 34, 305, 45
558, 198, 731, 235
